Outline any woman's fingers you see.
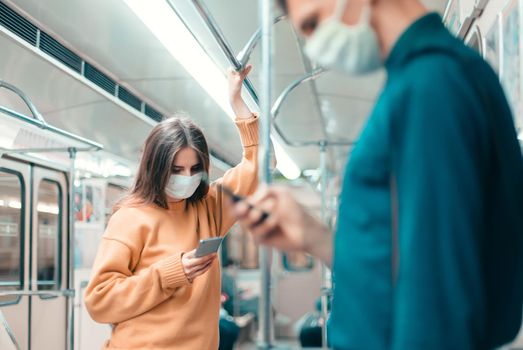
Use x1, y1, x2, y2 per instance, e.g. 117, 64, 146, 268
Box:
187, 257, 215, 280
228, 64, 252, 82
191, 259, 215, 277
241, 64, 253, 79
184, 249, 196, 259
185, 253, 216, 268
182, 250, 217, 282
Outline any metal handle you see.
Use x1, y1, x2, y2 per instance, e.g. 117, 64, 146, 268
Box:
271, 70, 354, 147
271, 69, 329, 147
0, 80, 47, 125
236, 15, 286, 70
272, 68, 325, 118
0, 289, 75, 298
0, 310, 20, 350
188, 1, 352, 148
0, 105, 103, 151
258, 0, 274, 347
0, 82, 103, 151
188, 0, 259, 105
446, 0, 489, 39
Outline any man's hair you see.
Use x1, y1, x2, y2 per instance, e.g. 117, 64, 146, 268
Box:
277, 0, 288, 13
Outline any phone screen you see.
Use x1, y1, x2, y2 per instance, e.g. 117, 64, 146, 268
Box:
195, 237, 223, 257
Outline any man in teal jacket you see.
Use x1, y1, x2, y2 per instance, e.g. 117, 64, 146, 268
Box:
231, 0, 523, 349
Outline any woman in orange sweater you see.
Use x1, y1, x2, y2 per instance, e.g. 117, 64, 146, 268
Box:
84, 66, 258, 349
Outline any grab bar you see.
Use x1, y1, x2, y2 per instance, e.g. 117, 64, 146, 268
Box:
0, 82, 103, 151
0, 310, 21, 350
0, 289, 75, 298
236, 15, 286, 70
0, 80, 46, 125
188, 2, 352, 148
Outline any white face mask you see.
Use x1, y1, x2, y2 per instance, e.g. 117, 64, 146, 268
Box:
304, 0, 382, 75
165, 173, 203, 200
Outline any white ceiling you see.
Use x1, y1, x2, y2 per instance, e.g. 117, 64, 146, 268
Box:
0, 29, 150, 159
1, 0, 449, 174
2, 0, 246, 165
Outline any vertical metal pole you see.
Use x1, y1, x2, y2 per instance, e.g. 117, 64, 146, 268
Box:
258, 0, 274, 348
67, 147, 77, 350
319, 142, 330, 349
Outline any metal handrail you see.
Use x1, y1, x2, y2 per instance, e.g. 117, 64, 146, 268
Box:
444, 0, 489, 39
272, 68, 326, 118
0, 146, 99, 153
259, 0, 274, 347
189, 0, 259, 105
0, 289, 75, 298
0, 310, 20, 350
188, 2, 352, 148
0, 101, 103, 152
271, 68, 327, 147
67, 148, 76, 350
236, 15, 286, 70
271, 69, 355, 147
0, 80, 46, 124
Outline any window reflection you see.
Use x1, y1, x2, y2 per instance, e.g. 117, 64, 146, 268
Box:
37, 180, 61, 291
0, 170, 23, 304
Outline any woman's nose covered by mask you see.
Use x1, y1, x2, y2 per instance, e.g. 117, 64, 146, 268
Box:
166, 172, 203, 200
304, 0, 382, 75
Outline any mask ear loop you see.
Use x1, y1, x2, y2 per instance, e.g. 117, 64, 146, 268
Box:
333, 0, 349, 20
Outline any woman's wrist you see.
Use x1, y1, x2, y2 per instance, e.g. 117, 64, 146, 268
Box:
230, 97, 252, 119
228, 65, 253, 118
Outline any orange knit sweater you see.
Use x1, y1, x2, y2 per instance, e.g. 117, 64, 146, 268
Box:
84, 117, 259, 349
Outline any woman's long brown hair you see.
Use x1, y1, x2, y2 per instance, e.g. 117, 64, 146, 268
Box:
114, 117, 210, 212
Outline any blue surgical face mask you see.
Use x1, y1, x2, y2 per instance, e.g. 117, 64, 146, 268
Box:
165, 173, 203, 200
304, 0, 382, 75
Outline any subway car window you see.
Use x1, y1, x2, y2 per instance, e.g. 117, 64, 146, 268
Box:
0, 169, 23, 304
36, 180, 61, 291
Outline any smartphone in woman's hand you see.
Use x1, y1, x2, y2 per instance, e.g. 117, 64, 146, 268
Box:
195, 237, 223, 257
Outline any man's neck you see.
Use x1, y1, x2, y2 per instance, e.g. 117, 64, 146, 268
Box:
371, 0, 429, 59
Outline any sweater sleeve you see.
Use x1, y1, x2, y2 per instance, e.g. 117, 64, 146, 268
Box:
84, 208, 190, 324
207, 115, 259, 236
390, 60, 488, 349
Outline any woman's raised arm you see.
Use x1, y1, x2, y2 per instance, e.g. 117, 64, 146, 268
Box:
229, 64, 254, 119
207, 65, 260, 236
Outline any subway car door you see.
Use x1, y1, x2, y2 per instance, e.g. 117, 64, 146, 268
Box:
0, 158, 31, 350
30, 166, 68, 350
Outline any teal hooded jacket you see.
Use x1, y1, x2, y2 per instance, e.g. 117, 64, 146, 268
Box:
329, 13, 523, 350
